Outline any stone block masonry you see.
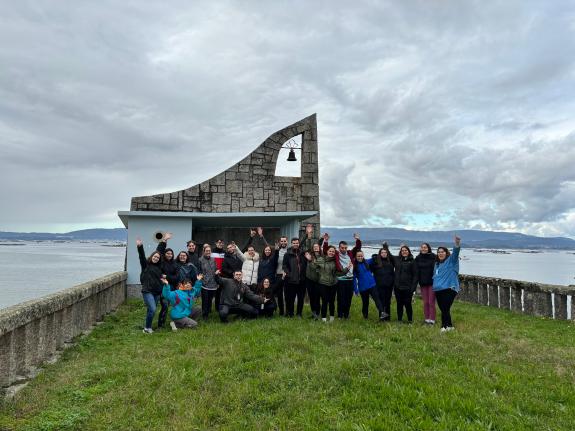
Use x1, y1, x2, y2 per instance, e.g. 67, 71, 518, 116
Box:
0, 272, 127, 396
130, 114, 320, 234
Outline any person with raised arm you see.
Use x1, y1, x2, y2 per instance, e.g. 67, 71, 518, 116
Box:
322, 232, 361, 319
282, 237, 308, 318
304, 243, 322, 319
307, 245, 347, 322
242, 227, 269, 255
222, 242, 244, 278
155, 232, 179, 291
300, 223, 320, 253
415, 243, 437, 325
394, 245, 419, 323
161, 275, 204, 330
136, 238, 167, 334
353, 250, 383, 320
433, 236, 462, 332
369, 245, 395, 321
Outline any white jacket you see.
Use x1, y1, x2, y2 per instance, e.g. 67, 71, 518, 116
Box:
241, 251, 260, 285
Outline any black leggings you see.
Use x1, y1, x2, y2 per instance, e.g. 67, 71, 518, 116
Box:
435, 288, 457, 328
285, 282, 306, 317
359, 288, 383, 318
319, 283, 337, 318
394, 289, 413, 322
376, 284, 394, 320
306, 279, 321, 315
273, 278, 285, 315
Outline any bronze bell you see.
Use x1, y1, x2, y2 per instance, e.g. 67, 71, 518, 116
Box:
287, 149, 297, 162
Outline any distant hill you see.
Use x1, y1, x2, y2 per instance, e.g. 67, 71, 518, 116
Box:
1, 227, 574, 249
0, 228, 127, 241
321, 228, 575, 250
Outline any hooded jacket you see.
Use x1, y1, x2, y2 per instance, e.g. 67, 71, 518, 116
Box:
222, 250, 244, 278
162, 280, 202, 320
394, 255, 419, 292
241, 251, 260, 285
137, 244, 163, 295
368, 255, 395, 288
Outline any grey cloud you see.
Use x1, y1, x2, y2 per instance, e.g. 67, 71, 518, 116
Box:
0, 1, 574, 237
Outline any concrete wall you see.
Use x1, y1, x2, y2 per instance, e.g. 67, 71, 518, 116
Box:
458, 274, 575, 320
0, 272, 127, 393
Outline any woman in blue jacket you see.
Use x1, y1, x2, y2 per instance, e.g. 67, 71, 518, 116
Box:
353, 250, 383, 319
162, 275, 204, 330
433, 236, 461, 332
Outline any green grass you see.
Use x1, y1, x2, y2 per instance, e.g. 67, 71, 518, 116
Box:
1, 298, 574, 430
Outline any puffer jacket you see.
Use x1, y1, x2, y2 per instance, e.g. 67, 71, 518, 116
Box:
368, 256, 395, 288
199, 255, 218, 291
415, 252, 436, 286
137, 244, 163, 295
394, 256, 419, 292
353, 261, 376, 294
242, 252, 260, 285
310, 255, 345, 286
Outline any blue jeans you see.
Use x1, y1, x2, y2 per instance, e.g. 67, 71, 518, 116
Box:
142, 292, 168, 329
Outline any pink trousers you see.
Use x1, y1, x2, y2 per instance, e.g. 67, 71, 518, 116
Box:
420, 285, 436, 321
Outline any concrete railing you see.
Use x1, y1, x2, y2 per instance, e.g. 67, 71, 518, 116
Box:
0, 271, 127, 392
458, 274, 575, 320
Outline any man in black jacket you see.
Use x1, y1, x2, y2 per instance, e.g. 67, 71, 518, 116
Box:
216, 270, 264, 323
282, 237, 308, 317
221, 242, 244, 278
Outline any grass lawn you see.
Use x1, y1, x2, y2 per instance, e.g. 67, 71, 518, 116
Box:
1, 298, 574, 430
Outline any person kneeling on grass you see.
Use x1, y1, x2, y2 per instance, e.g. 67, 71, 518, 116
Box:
216, 270, 267, 323
161, 274, 204, 331
433, 236, 462, 333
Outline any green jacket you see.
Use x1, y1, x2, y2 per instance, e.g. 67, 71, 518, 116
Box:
305, 252, 322, 282
310, 256, 346, 286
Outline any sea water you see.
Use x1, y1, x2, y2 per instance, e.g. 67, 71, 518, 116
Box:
0, 242, 573, 310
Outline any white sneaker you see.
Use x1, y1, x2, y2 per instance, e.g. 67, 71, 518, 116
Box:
142, 328, 153, 334
429, 320, 435, 325
440, 327, 447, 333
446, 326, 455, 332
170, 321, 178, 332
424, 319, 430, 324
329, 316, 335, 322
322, 318, 327, 323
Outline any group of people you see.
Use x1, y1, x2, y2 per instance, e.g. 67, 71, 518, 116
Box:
136, 224, 462, 333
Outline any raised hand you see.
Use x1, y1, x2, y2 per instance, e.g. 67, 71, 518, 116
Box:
274, 241, 280, 250
304, 251, 312, 261
136, 237, 143, 247
215, 270, 221, 276
323, 232, 329, 241
306, 224, 313, 237
164, 232, 173, 241
353, 232, 360, 240
197, 273, 204, 280
250, 229, 256, 237
454, 236, 461, 247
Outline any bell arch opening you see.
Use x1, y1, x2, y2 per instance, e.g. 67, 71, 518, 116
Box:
274, 134, 302, 178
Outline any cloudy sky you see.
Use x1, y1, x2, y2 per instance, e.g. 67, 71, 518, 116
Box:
1, 1, 574, 237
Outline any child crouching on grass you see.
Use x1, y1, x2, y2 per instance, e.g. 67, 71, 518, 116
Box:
161, 274, 204, 331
